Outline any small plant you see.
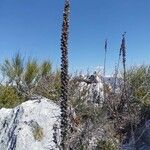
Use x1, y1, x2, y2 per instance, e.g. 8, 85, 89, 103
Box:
96, 140, 116, 150
32, 125, 44, 141
0, 85, 23, 108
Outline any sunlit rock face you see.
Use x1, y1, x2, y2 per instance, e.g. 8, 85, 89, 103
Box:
0, 97, 60, 150
78, 71, 121, 104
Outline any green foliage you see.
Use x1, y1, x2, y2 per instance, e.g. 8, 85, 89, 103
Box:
123, 65, 150, 134
1, 53, 24, 84
2, 54, 150, 149
52, 70, 61, 100
40, 61, 52, 76
126, 65, 150, 106
12, 53, 24, 77
106, 65, 150, 147
1, 53, 55, 101
24, 59, 39, 86
0, 86, 23, 108
96, 140, 116, 150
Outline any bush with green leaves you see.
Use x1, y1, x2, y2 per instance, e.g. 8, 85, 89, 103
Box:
103, 65, 150, 146
125, 65, 150, 133
96, 140, 117, 150
0, 53, 59, 100
0, 85, 23, 108
126, 65, 150, 106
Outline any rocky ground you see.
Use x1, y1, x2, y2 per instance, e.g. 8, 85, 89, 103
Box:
0, 97, 60, 150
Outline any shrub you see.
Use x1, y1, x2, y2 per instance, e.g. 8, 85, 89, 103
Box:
125, 65, 150, 130
126, 65, 150, 106
96, 140, 116, 150
0, 53, 63, 102
104, 65, 150, 146
0, 86, 23, 108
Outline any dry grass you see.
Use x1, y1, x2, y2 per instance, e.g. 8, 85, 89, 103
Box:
32, 126, 44, 141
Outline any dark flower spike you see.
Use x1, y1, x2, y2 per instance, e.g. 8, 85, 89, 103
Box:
121, 32, 126, 86
60, 0, 70, 149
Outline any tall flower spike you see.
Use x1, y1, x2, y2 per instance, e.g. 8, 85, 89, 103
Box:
103, 39, 107, 76
60, 0, 70, 149
117, 33, 127, 113
114, 33, 126, 93
104, 39, 107, 52
103, 39, 107, 101
121, 32, 126, 87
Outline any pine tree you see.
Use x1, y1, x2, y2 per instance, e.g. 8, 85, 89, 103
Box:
60, 0, 70, 149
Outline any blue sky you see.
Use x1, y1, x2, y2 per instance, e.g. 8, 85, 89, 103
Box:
0, 0, 150, 74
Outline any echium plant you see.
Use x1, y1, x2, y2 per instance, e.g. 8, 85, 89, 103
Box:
114, 33, 126, 92
121, 32, 126, 87
103, 39, 108, 77
60, 0, 70, 149
103, 39, 108, 101
117, 33, 127, 113
114, 35, 123, 93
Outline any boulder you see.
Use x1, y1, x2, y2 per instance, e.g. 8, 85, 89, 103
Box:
0, 97, 60, 150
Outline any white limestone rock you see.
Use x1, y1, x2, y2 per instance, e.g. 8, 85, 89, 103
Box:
0, 97, 60, 150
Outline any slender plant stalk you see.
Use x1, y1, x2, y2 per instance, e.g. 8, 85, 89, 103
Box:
121, 32, 126, 89
60, 0, 70, 149
103, 39, 107, 77
103, 39, 107, 101
117, 32, 127, 113
114, 33, 126, 93
114, 42, 122, 93
121, 33, 135, 145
